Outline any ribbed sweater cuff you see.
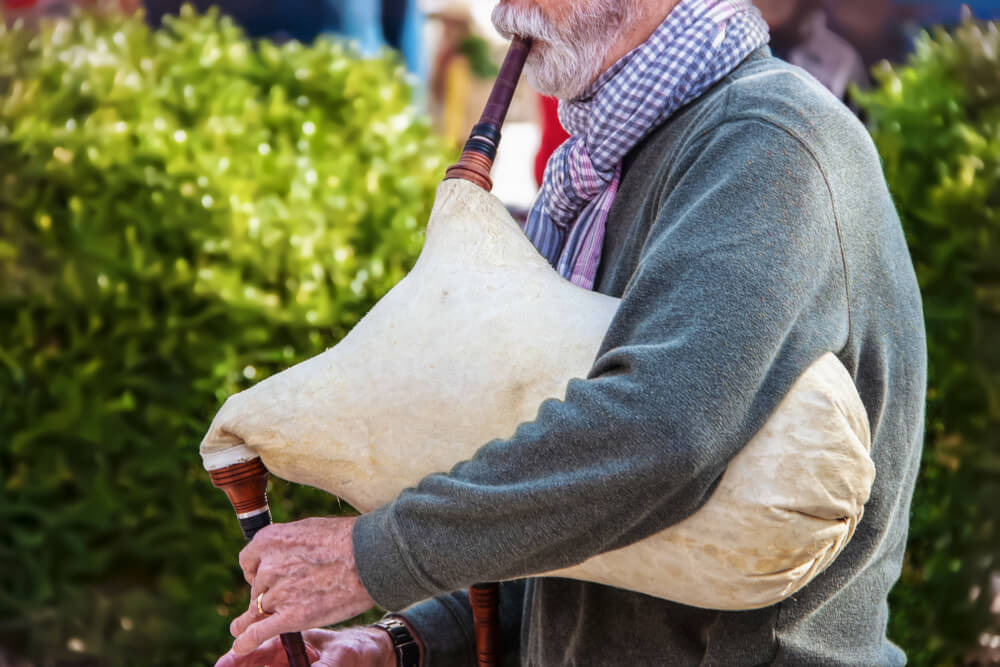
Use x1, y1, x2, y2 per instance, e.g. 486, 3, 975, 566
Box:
353, 503, 436, 611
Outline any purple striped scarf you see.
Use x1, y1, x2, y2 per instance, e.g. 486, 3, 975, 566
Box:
524, 0, 770, 289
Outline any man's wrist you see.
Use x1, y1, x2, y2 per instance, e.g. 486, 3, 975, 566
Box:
370, 615, 423, 667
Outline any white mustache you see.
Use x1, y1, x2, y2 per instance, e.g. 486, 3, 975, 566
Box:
491, 4, 563, 44
489, 0, 624, 99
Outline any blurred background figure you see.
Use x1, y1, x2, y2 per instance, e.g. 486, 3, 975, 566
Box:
326, 0, 385, 57
144, 0, 427, 80
146, 0, 321, 42
422, 0, 481, 144
385, 0, 427, 80
2, 0, 140, 22
756, 0, 869, 101
754, 0, 1000, 101
421, 0, 542, 210
323, 0, 427, 79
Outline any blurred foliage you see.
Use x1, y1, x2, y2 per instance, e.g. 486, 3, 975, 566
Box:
458, 35, 499, 80
853, 16, 1000, 666
0, 6, 452, 666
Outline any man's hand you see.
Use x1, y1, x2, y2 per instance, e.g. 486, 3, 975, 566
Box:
215, 628, 396, 667
228, 516, 377, 656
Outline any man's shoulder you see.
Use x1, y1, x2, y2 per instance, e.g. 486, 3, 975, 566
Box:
631, 55, 867, 169
666, 54, 873, 169
620, 53, 881, 213
718, 55, 870, 153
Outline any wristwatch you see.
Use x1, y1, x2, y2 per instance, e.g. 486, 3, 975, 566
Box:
372, 617, 420, 667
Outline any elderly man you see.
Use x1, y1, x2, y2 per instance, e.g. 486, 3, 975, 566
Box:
216, 0, 925, 665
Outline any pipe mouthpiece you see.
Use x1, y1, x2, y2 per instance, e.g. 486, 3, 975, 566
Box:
444, 36, 533, 192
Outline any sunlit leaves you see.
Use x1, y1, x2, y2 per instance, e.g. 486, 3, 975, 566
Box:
853, 14, 1000, 666
0, 6, 453, 665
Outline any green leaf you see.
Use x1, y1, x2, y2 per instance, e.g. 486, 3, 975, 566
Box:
0, 6, 453, 665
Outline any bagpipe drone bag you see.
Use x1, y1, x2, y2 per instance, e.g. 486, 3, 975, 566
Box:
200, 178, 875, 611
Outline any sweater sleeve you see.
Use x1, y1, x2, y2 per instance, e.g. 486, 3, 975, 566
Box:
353, 118, 850, 613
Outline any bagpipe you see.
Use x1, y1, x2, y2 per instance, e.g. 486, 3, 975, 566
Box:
200, 37, 874, 667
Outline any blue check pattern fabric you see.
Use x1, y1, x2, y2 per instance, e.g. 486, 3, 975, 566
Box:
524, 0, 770, 289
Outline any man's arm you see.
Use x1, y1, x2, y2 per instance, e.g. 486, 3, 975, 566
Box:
354, 118, 851, 611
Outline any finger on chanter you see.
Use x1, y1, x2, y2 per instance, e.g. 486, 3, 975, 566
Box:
215, 636, 321, 667
237, 527, 277, 581
231, 613, 298, 656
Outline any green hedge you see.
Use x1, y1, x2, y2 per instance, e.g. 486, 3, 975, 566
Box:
0, 7, 452, 665
853, 16, 1000, 666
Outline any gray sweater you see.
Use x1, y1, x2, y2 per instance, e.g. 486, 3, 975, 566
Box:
353, 50, 927, 666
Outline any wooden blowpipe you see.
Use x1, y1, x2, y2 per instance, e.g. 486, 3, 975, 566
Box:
444, 35, 533, 667
445, 36, 534, 192
209, 458, 311, 667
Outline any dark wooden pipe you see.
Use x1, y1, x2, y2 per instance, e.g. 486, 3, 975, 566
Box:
469, 582, 502, 667
209, 458, 311, 667
444, 35, 533, 667
445, 36, 533, 192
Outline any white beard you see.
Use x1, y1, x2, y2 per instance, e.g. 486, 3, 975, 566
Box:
491, 1, 632, 100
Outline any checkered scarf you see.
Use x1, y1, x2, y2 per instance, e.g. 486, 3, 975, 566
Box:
524, 0, 770, 289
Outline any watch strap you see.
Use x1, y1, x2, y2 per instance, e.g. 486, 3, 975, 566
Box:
372, 617, 420, 667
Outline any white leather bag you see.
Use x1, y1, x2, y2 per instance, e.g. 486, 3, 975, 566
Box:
201, 179, 874, 610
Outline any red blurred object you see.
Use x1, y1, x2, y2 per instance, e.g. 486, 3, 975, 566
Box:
3, 0, 39, 8
534, 95, 571, 187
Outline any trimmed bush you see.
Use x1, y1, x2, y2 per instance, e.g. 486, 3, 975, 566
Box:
0, 7, 452, 665
853, 16, 1000, 666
